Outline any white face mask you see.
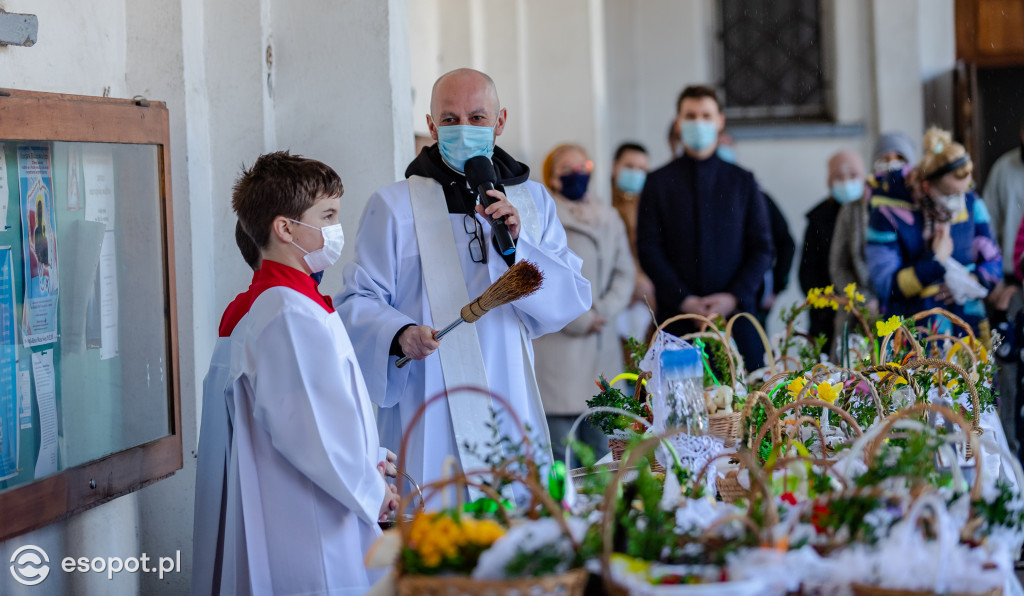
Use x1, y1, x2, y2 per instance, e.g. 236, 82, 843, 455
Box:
874, 158, 907, 173
289, 219, 345, 273
932, 192, 966, 220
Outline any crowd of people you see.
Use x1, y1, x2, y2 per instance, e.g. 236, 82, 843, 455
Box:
536, 85, 1024, 465
191, 67, 1024, 594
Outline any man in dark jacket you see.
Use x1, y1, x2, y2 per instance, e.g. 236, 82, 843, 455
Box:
638, 85, 774, 369
717, 131, 795, 324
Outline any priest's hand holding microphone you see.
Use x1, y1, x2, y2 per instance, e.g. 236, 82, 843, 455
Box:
397, 156, 522, 363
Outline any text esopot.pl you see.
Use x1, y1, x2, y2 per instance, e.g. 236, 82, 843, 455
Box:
9, 545, 182, 586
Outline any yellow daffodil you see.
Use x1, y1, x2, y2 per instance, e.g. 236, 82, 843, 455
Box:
876, 315, 902, 337
816, 381, 840, 404
787, 377, 807, 398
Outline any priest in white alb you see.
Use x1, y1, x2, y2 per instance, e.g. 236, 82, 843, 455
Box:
337, 68, 591, 496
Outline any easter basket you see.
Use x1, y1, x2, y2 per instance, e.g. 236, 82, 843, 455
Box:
646, 313, 749, 446
390, 386, 590, 596
600, 438, 776, 596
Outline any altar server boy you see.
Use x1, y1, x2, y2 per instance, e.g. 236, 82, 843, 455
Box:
216, 151, 398, 595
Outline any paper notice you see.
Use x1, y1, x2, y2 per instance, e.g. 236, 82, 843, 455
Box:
31, 350, 58, 478
83, 148, 115, 232
99, 231, 118, 360
59, 220, 105, 354
67, 146, 82, 210
17, 362, 31, 430
0, 143, 9, 229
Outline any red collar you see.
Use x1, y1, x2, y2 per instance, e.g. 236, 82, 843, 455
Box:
218, 259, 334, 337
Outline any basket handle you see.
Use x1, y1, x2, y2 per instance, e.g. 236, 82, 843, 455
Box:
799, 366, 886, 422
911, 307, 977, 344
902, 357, 982, 431
650, 314, 739, 390
395, 385, 533, 501
725, 311, 777, 375
753, 398, 864, 459
862, 402, 983, 502
740, 390, 782, 450
562, 405, 653, 503
878, 322, 926, 363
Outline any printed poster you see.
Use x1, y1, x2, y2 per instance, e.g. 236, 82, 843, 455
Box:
0, 248, 18, 480
17, 145, 59, 347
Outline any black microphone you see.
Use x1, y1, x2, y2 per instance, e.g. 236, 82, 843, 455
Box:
464, 155, 516, 257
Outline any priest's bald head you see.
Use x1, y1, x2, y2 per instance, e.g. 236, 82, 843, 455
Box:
426, 68, 507, 144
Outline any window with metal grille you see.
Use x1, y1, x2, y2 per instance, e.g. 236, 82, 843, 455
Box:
717, 0, 828, 121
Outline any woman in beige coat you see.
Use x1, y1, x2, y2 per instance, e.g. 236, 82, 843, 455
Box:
534, 144, 636, 462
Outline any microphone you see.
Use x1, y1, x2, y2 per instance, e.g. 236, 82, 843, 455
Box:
465, 156, 516, 257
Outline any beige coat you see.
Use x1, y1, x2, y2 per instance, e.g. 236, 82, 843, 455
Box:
534, 195, 636, 415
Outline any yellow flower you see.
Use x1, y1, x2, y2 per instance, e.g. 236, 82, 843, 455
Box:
787, 377, 807, 398
816, 381, 840, 404
407, 512, 506, 569
807, 286, 839, 310
876, 315, 902, 337
844, 283, 866, 311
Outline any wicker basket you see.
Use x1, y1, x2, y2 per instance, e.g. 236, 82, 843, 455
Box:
715, 469, 749, 503
608, 438, 627, 462
397, 568, 589, 596
709, 411, 742, 446
392, 388, 589, 594
601, 444, 776, 595
608, 437, 665, 474
849, 582, 1001, 596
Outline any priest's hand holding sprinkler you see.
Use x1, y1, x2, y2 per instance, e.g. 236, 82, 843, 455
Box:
395, 260, 544, 368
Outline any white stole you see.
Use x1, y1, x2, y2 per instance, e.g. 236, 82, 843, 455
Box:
408, 175, 499, 486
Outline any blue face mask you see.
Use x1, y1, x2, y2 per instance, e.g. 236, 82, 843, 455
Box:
681, 120, 718, 153
559, 172, 590, 201
616, 168, 647, 194
716, 145, 737, 164
436, 124, 495, 173
831, 179, 864, 204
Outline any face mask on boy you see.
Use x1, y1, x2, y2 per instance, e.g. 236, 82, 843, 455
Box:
289, 219, 345, 273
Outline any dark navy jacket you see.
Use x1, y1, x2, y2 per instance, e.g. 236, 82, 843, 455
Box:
637, 153, 774, 321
